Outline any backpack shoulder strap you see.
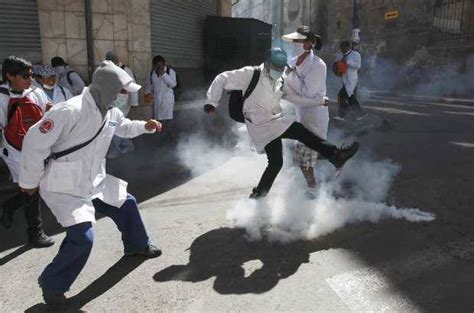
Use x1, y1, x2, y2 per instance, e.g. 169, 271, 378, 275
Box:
0, 87, 9, 96
44, 118, 107, 165
59, 85, 66, 99
243, 67, 261, 101
7, 101, 20, 122
66, 70, 75, 86
149, 69, 155, 84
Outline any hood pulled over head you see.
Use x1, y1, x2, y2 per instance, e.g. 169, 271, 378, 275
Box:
89, 60, 140, 115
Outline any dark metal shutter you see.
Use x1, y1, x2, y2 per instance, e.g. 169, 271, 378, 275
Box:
0, 0, 42, 63
150, 0, 217, 69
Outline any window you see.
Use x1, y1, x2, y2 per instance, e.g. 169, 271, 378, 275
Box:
432, 0, 473, 46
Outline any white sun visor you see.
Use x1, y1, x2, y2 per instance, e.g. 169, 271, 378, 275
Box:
282, 31, 307, 42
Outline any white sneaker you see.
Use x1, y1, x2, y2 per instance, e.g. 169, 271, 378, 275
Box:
333, 116, 345, 121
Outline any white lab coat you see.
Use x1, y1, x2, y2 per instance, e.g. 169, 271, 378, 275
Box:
284, 51, 329, 140
0, 83, 49, 182
335, 50, 361, 96
19, 87, 154, 227
58, 67, 86, 96
146, 67, 176, 120
207, 63, 294, 153
121, 66, 139, 117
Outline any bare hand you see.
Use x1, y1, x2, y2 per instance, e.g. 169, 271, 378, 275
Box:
145, 119, 162, 132
204, 104, 215, 115
158, 68, 165, 76
285, 67, 295, 75
45, 102, 53, 112
323, 99, 329, 106
144, 93, 154, 103
21, 187, 38, 195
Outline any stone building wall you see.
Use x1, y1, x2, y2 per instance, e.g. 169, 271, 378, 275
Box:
38, 0, 232, 119
232, 0, 441, 62
38, 0, 152, 85
38, 0, 152, 119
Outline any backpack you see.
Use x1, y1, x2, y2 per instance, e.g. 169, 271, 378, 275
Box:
0, 87, 44, 151
227, 67, 261, 123
332, 60, 348, 77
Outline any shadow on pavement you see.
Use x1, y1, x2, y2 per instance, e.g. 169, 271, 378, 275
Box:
154, 227, 311, 294
0, 244, 32, 266
0, 107, 233, 254
25, 256, 147, 312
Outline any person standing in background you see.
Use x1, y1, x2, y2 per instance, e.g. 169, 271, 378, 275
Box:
333, 41, 366, 121
33, 64, 73, 105
145, 55, 177, 143
51, 56, 85, 96
0, 56, 54, 247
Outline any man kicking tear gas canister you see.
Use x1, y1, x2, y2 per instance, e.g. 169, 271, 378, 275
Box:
204, 48, 359, 199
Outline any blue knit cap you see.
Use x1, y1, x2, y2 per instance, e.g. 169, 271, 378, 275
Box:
264, 48, 288, 71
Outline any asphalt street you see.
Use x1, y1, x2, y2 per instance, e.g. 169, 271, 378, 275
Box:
0, 96, 473, 312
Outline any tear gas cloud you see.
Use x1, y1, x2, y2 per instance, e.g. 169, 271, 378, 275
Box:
176, 115, 435, 244
280, 38, 474, 99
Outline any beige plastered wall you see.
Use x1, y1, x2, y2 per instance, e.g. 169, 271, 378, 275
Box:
38, 0, 232, 119
38, 0, 152, 118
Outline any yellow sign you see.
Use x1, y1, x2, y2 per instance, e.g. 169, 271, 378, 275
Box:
385, 10, 399, 20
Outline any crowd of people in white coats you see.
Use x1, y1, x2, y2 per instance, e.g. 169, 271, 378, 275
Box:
0, 25, 362, 307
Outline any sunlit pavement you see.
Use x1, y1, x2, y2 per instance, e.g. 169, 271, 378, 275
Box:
1, 97, 473, 312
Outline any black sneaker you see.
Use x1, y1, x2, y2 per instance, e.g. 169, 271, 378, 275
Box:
329, 142, 360, 169
41, 287, 66, 307
125, 244, 162, 258
28, 230, 55, 248
1, 205, 15, 229
249, 187, 266, 199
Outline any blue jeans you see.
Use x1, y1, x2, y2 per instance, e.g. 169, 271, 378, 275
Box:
39, 194, 150, 292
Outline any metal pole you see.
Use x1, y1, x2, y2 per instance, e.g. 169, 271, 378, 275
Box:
352, 0, 362, 48
353, 0, 361, 29
85, 0, 94, 83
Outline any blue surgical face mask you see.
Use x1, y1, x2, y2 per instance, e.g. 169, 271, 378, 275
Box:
269, 69, 283, 81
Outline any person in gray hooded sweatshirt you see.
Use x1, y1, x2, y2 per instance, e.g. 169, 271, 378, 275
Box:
19, 61, 163, 306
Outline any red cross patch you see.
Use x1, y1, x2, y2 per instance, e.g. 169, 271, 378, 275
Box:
39, 119, 54, 134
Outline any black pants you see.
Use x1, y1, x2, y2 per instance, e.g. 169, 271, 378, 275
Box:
256, 122, 337, 196
338, 86, 362, 118
3, 190, 42, 233
159, 119, 176, 143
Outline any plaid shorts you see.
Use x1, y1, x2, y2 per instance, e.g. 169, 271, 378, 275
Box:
292, 142, 319, 168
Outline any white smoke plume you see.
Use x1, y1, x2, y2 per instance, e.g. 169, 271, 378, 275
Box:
177, 119, 435, 244
227, 156, 435, 244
